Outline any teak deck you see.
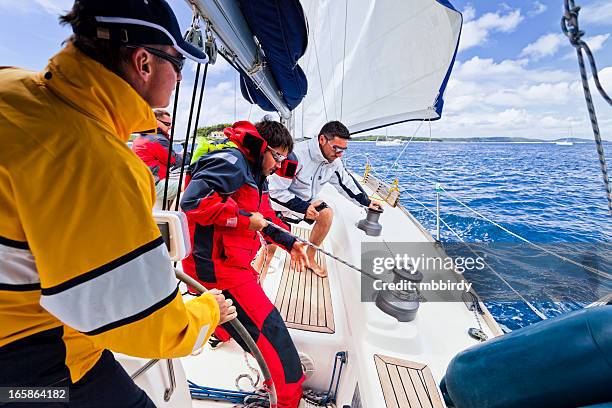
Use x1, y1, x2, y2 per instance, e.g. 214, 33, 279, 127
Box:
274, 225, 335, 334
374, 354, 445, 408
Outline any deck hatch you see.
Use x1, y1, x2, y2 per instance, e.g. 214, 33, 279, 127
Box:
374, 354, 445, 408
274, 225, 335, 334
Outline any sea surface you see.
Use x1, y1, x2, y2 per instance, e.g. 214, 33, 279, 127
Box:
345, 141, 612, 330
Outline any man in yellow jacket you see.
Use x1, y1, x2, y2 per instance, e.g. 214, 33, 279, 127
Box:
0, 0, 236, 406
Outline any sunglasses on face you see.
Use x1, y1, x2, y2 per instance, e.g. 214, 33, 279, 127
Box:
127, 45, 185, 73
325, 138, 347, 153
267, 146, 287, 163
158, 119, 172, 127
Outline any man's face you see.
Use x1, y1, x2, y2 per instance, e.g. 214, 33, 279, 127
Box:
157, 114, 172, 134
136, 45, 183, 108
262, 145, 289, 176
319, 135, 348, 163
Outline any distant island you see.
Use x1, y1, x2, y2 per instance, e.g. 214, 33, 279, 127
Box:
351, 136, 609, 143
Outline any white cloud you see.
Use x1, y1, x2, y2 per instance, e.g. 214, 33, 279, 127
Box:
0, 0, 72, 15
561, 33, 609, 60
583, 33, 610, 52
459, 8, 524, 51
528, 2, 547, 17
34, 0, 72, 15
462, 5, 476, 22
581, 0, 612, 25
520, 33, 566, 60
433, 57, 612, 140
454, 57, 574, 83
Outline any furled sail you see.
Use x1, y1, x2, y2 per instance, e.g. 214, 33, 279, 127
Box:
294, 0, 462, 138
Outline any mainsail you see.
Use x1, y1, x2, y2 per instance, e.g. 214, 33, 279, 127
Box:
295, 0, 462, 138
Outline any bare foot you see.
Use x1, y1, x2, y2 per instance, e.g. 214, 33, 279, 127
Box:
308, 259, 328, 277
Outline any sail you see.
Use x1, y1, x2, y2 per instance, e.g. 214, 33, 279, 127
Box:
295, 0, 462, 138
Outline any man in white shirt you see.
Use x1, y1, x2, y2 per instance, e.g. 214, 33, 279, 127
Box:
268, 121, 382, 277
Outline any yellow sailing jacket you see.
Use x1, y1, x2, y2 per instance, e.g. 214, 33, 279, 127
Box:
0, 44, 219, 383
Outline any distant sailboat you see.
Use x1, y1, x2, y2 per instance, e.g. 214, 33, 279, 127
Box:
376, 127, 404, 146
556, 121, 575, 146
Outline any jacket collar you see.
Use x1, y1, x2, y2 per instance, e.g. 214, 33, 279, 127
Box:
43, 43, 156, 142
307, 135, 329, 164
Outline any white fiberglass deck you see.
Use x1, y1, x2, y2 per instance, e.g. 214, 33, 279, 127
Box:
119, 175, 500, 407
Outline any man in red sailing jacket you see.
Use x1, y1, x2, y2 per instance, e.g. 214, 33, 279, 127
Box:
181, 120, 309, 408
132, 109, 183, 204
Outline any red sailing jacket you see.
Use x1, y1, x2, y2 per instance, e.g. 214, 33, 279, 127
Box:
132, 129, 181, 182
180, 123, 294, 288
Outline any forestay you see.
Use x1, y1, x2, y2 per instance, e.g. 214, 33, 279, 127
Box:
294, 0, 462, 138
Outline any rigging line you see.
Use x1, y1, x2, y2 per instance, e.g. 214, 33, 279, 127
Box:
383, 119, 427, 179
312, 30, 328, 123
326, 4, 338, 118
262, 221, 380, 281
172, 63, 201, 211
339, 0, 348, 120
562, 0, 612, 215
432, 184, 612, 281
300, 99, 305, 139
401, 192, 548, 320
233, 73, 237, 122
247, 103, 253, 121
174, 63, 209, 211
162, 80, 181, 210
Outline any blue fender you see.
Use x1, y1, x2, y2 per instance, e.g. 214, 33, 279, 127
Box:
441, 306, 612, 408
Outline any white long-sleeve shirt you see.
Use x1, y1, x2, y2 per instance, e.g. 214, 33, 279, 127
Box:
268, 137, 371, 218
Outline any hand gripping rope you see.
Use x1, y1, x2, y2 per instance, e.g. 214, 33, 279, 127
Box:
260, 217, 381, 282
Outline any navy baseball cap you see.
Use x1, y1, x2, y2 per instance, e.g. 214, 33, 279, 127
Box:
70, 0, 208, 63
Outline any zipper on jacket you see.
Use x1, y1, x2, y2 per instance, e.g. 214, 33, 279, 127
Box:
310, 162, 324, 201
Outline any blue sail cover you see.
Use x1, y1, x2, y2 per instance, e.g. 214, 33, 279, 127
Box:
238, 0, 308, 112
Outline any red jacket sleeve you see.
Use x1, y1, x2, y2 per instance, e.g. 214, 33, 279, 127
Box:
180, 152, 250, 229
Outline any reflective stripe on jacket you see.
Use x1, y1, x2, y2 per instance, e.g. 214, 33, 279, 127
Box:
0, 44, 219, 383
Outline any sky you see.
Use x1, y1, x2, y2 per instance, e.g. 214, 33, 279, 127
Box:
0, 0, 610, 141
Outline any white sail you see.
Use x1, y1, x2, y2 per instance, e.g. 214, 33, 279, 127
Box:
295, 0, 462, 138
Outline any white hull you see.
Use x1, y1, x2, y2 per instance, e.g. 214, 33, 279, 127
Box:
376, 140, 404, 147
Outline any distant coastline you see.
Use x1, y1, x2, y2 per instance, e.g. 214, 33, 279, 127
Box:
351, 136, 610, 143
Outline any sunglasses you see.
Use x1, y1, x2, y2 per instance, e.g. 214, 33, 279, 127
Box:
127, 45, 185, 73
325, 138, 347, 153
158, 119, 172, 127
267, 146, 287, 163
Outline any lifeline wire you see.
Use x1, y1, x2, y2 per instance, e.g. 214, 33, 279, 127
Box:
394, 169, 611, 281
399, 189, 548, 320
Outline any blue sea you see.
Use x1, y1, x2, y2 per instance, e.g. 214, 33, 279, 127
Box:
346, 141, 612, 330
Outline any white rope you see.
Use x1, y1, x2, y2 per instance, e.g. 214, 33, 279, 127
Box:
401, 191, 549, 320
